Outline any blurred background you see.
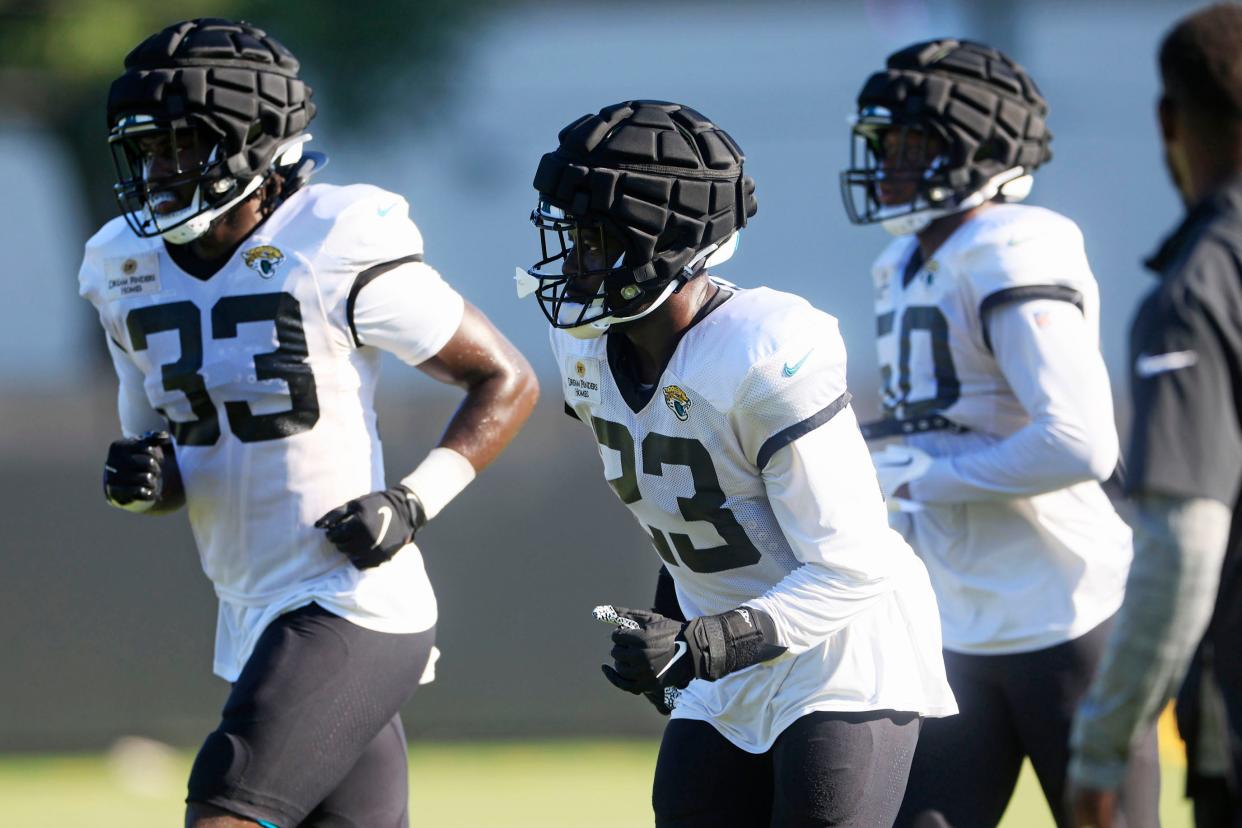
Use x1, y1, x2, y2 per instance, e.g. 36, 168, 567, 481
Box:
0, 0, 1204, 823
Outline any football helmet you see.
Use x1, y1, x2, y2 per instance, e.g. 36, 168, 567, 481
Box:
106, 18, 317, 244
840, 39, 1052, 236
520, 101, 757, 339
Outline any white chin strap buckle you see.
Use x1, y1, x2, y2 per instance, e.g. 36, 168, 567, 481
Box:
879, 167, 1033, 237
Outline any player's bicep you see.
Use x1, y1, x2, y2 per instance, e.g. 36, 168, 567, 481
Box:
988, 299, 1115, 430
348, 259, 465, 365
415, 302, 531, 389
761, 408, 893, 572
106, 334, 164, 438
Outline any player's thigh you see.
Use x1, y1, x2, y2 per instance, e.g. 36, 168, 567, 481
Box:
653, 718, 772, 828
1007, 616, 1159, 828
302, 713, 409, 828
187, 604, 434, 827
896, 650, 1025, 828
771, 709, 920, 828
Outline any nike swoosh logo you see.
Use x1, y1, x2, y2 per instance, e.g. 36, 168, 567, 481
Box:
373, 506, 393, 548
1135, 350, 1198, 378
377, 202, 400, 217
879, 457, 914, 467
656, 641, 688, 679
782, 348, 814, 377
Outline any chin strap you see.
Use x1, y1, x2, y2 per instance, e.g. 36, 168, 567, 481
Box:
881, 167, 1034, 236
157, 135, 317, 245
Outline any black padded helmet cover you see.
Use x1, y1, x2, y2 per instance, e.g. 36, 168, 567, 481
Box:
855, 39, 1051, 198
107, 18, 315, 182
533, 101, 758, 288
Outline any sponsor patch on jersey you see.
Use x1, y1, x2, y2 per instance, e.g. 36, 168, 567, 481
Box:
243, 245, 285, 278
663, 385, 692, 421
104, 252, 160, 299
565, 357, 602, 404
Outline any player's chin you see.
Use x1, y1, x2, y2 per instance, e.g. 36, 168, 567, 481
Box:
876, 187, 917, 207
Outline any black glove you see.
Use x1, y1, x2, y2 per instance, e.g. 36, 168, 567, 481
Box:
315, 485, 426, 569
103, 431, 184, 513
601, 606, 787, 696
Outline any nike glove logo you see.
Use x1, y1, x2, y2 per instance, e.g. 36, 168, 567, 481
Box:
377, 202, 400, 217
1135, 350, 1198, 378
782, 348, 814, 377
656, 641, 688, 679
373, 505, 393, 549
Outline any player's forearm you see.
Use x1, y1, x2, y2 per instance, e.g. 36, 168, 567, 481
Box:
1068, 493, 1229, 788
910, 416, 1114, 503
913, 299, 1118, 503
746, 560, 892, 654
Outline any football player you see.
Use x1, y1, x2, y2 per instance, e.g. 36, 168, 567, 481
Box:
81, 19, 538, 828
840, 40, 1159, 826
520, 100, 956, 826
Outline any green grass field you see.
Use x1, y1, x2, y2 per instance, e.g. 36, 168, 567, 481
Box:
0, 738, 1193, 827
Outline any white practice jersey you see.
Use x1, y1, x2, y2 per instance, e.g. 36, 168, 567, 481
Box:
870, 203, 1132, 654
80, 183, 465, 681
552, 281, 956, 753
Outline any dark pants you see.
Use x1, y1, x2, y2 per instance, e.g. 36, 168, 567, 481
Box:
896, 615, 1160, 828
653, 709, 921, 827
1193, 777, 1241, 828
187, 603, 435, 827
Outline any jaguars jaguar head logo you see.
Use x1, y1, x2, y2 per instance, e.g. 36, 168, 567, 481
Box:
242, 245, 285, 278
575, 360, 587, 378
663, 385, 691, 421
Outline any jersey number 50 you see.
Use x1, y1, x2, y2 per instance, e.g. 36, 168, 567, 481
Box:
591, 416, 762, 574
877, 305, 961, 417
126, 292, 320, 446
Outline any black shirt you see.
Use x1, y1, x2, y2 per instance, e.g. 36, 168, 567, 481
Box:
1128, 177, 1242, 502
1128, 175, 1242, 786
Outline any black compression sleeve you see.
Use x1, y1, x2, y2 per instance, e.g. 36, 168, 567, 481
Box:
653, 566, 686, 622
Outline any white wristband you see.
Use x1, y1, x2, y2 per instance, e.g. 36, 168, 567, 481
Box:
399, 447, 477, 521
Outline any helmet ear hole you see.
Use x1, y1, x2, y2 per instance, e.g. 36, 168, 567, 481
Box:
972, 136, 1006, 164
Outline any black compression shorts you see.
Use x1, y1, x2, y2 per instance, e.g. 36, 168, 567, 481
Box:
653, 709, 921, 827
186, 603, 435, 827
